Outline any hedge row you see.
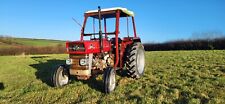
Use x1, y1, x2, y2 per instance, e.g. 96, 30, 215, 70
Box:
144, 38, 225, 51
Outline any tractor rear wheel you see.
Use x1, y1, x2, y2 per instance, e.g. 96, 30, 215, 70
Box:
126, 42, 145, 78
52, 65, 70, 87
103, 67, 116, 93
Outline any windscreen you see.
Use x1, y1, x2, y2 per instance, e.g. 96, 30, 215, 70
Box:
83, 17, 116, 40
83, 16, 134, 40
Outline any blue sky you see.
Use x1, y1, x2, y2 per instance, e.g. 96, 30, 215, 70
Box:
1, 0, 225, 43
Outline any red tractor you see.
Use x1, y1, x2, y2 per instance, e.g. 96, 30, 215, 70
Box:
52, 6, 145, 93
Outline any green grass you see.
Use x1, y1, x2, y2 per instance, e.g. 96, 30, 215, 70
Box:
12, 38, 65, 46
0, 50, 225, 103
0, 37, 65, 47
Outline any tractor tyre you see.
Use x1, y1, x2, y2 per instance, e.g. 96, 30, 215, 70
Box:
126, 42, 145, 78
103, 67, 116, 93
52, 65, 70, 87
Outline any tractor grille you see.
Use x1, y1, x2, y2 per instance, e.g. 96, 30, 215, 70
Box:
69, 54, 91, 80
69, 54, 87, 70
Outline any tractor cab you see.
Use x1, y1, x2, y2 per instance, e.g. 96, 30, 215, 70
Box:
66, 7, 140, 55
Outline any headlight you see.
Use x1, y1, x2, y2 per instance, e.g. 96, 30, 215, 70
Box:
80, 58, 88, 66
66, 59, 72, 65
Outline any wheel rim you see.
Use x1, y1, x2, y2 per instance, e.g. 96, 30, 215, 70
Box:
137, 47, 145, 74
58, 69, 69, 86
108, 70, 116, 92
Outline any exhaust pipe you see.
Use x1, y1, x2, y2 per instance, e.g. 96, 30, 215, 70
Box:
98, 6, 103, 53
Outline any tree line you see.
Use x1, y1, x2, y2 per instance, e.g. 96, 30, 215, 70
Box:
144, 38, 225, 51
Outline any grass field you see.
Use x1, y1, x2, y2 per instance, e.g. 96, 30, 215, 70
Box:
0, 37, 66, 55
0, 50, 225, 103
0, 37, 65, 48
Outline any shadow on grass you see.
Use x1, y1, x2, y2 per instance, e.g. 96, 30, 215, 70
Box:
29, 56, 104, 92
0, 82, 4, 90
116, 70, 128, 77
30, 56, 65, 87
173, 91, 209, 104
128, 95, 143, 103
75, 76, 104, 93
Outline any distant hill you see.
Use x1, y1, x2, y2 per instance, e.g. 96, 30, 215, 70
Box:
0, 36, 65, 48
0, 36, 66, 55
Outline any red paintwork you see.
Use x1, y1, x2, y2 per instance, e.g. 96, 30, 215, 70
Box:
119, 37, 133, 68
67, 8, 140, 70
81, 16, 88, 41
114, 10, 120, 68
66, 38, 111, 54
132, 17, 137, 38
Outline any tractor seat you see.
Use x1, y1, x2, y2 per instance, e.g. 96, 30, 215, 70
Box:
110, 38, 122, 45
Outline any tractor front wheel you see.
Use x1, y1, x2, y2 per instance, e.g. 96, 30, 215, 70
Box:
52, 65, 70, 87
103, 67, 116, 93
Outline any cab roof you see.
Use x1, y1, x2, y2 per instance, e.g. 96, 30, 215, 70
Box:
85, 7, 134, 19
